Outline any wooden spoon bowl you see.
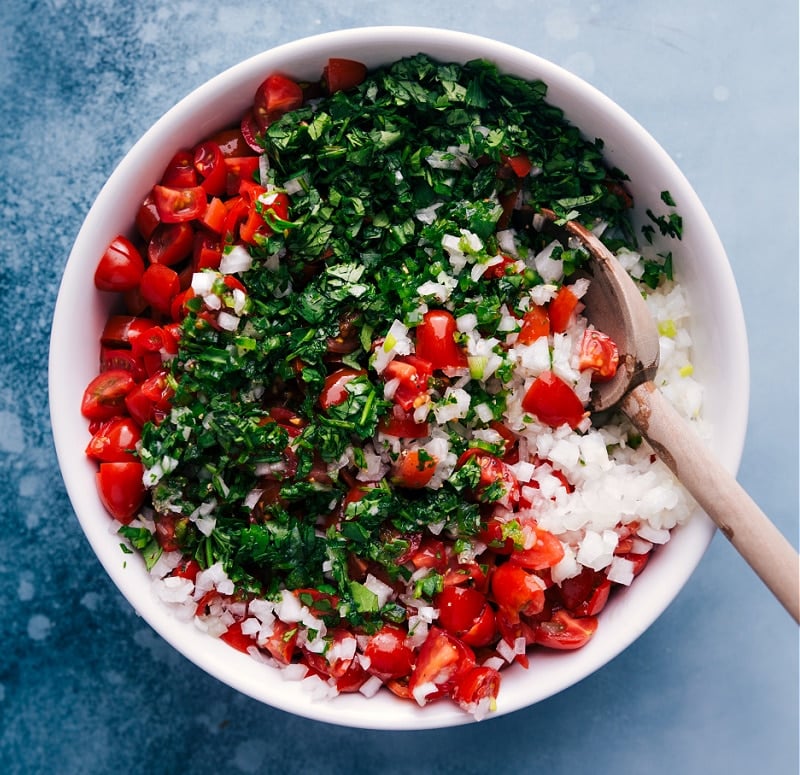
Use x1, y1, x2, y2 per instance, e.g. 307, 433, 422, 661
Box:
542, 208, 800, 622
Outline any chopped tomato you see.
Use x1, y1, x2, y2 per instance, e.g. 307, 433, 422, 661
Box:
436, 585, 496, 648
152, 184, 208, 224
200, 197, 228, 235
192, 232, 223, 271
534, 609, 598, 650
364, 624, 414, 680
135, 193, 161, 241
318, 368, 364, 411
94, 235, 145, 292
85, 417, 142, 463
456, 449, 520, 505
261, 619, 298, 664
548, 285, 579, 333
389, 448, 438, 489
557, 566, 612, 617
193, 141, 228, 196
409, 536, 448, 572
504, 153, 533, 178
160, 149, 198, 188
414, 310, 468, 371
408, 627, 475, 705
100, 315, 155, 348
491, 561, 546, 621
382, 355, 432, 410
220, 621, 254, 653
323, 58, 367, 93
139, 263, 180, 316
148, 222, 194, 266
81, 369, 136, 421
252, 74, 304, 130
521, 370, 586, 429
516, 304, 550, 344
510, 526, 565, 570
96, 461, 145, 524
378, 405, 429, 438
579, 329, 619, 381
452, 665, 501, 713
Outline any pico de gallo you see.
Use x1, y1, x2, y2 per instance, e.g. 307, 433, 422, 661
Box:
82, 55, 680, 718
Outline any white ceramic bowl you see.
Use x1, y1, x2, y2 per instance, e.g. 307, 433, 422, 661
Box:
49, 26, 748, 729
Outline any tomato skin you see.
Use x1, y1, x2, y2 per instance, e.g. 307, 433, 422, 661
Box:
139, 263, 180, 316
85, 417, 142, 462
579, 329, 619, 381
318, 367, 364, 411
521, 370, 586, 429
323, 58, 367, 93
364, 624, 414, 680
152, 184, 208, 224
548, 285, 579, 333
253, 74, 304, 130
94, 236, 145, 292
414, 310, 468, 371
96, 461, 145, 524
160, 149, 198, 188
534, 609, 598, 650
81, 369, 136, 421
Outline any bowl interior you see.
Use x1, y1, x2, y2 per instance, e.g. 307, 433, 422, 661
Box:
49, 26, 748, 729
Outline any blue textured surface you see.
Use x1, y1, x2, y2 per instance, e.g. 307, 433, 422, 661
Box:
1, 2, 797, 773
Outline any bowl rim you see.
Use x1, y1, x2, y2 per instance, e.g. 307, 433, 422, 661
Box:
49, 25, 749, 730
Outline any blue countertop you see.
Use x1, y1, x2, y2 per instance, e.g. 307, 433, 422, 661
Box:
1, 1, 797, 773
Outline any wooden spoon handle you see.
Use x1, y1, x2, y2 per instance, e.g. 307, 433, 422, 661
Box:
622, 381, 799, 623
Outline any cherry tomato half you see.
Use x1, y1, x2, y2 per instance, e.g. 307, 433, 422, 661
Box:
81, 369, 136, 421
85, 417, 142, 462
152, 184, 208, 224
318, 368, 364, 411
252, 74, 304, 130
96, 461, 145, 524
534, 609, 599, 650
323, 58, 368, 94
94, 235, 145, 292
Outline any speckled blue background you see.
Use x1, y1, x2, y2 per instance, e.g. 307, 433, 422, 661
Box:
1, 1, 797, 773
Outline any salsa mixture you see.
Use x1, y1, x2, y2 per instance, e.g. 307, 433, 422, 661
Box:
81, 55, 691, 718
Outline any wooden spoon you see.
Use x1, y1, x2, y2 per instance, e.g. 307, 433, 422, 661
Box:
542, 209, 799, 623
